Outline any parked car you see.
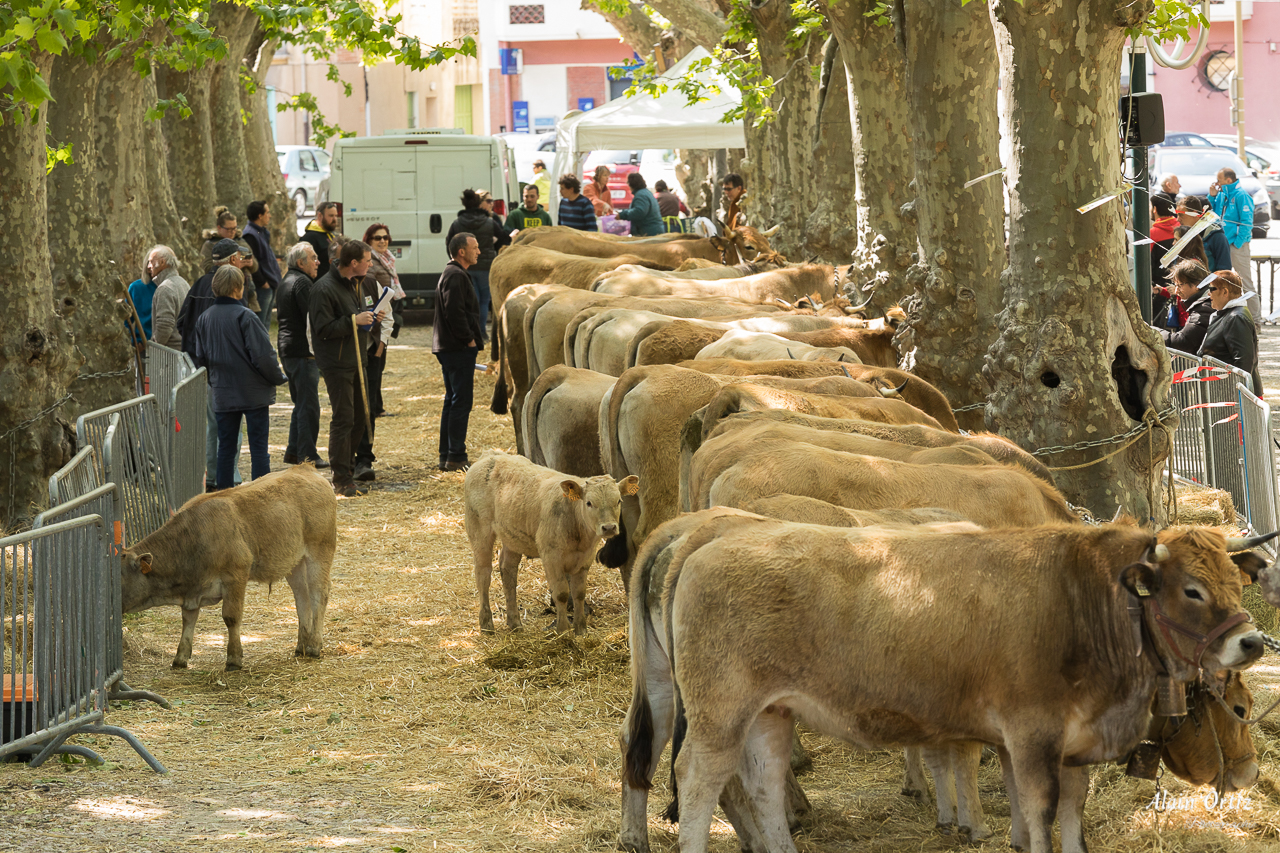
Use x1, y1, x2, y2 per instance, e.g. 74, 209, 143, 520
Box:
1156, 131, 1218, 148
582, 149, 683, 208
1150, 147, 1270, 238
277, 145, 331, 217
1202, 133, 1280, 217
496, 131, 556, 185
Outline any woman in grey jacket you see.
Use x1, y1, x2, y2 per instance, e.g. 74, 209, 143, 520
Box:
190, 266, 288, 487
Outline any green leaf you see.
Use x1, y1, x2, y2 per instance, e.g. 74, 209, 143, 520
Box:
35, 27, 67, 55
14, 17, 37, 41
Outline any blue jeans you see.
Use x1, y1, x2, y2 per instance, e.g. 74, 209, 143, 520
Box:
281, 356, 321, 461
215, 407, 271, 487
436, 348, 477, 463
470, 270, 491, 342
256, 286, 275, 328
206, 394, 242, 488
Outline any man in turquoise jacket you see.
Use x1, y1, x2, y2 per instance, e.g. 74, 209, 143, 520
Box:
616, 173, 664, 237
1208, 167, 1259, 329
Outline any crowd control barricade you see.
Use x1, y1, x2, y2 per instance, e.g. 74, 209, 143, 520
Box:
1166, 349, 1209, 484
76, 396, 174, 544
1237, 383, 1280, 558
47, 445, 102, 508
168, 368, 208, 508
1195, 359, 1254, 517
33, 486, 168, 710
0, 516, 165, 772
143, 342, 194, 435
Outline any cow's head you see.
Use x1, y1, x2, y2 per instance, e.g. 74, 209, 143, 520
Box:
119, 549, 156, 613
1120, 527, 1271, 676
560, 475, 641, 539
1154, 673, 1258, 792
710, 224, 784, 266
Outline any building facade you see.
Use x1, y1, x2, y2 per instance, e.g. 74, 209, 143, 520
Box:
1153, 2, 1280, 142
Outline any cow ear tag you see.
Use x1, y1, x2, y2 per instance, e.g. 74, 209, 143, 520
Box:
561, 481, 583, 501
1134, 580, 1151, 598
139, 553, 154, 575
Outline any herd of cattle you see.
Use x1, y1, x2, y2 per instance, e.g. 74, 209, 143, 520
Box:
465, 226, 1280, 853
108, 224, 1280, 853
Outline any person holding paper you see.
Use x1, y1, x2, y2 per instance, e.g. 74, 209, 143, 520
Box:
1158, 260, 1216, 354
310, 239, 385, 497
1177, 196, 1232, 275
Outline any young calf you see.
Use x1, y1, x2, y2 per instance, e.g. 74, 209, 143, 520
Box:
464, 451, 638, 635
119, 466, 337, 671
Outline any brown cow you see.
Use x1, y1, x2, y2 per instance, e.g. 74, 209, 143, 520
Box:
700, 409, 1051, 484
488, 245, 675, 321
119, 466, 337, 671
623, 514, 1268, 853
512, 223, 780, 266
464, 451, 639, 635
742, 495, 970, 529
692, 438, 1076, 527
592, 262, 844, 305
522, 365, 616, 476
488, 283, 571, 455
695, 328, 863, 363
698, 383, 943, 443
680, 358, 960, 431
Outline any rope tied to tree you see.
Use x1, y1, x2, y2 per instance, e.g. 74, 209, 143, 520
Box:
1034, 406, 1177, 471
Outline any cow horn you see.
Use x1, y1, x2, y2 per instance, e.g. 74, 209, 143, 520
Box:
1224, 531, 1279, 552
786, 348, 796, 360
846, 293, 874, 313
1152, 543, 1170, 562
1112, 505, 1125, 523
879, 379, 909, 398
775, 297, 793, 307
838, 354, 847, 363
762, 223, 781, 237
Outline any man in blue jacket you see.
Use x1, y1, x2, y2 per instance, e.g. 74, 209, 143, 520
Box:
1208, 167, 1258, 329
189, 265, 288, 489
616, 173, 664, 237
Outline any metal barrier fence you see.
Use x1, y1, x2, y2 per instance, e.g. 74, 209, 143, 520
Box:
143, 342, 194, 432
32, 486, 168, 710
0, 516, 164, 771
169, 368, 209, 508
76, 397, 174, 544
48, 445, 102, 508
1167, 349, 1279, 558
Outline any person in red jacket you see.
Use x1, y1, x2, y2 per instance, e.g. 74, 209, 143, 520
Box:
1150, 194, 1179, 326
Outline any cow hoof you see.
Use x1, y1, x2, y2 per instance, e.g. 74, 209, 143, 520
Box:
480, 624, 495, 635
936, 823, 955, 836
225, 662, 242, 672
900, 786, 925, 800
171, 660, 189, 669
960, 825, 992, 843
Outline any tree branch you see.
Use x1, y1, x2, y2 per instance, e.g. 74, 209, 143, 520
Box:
643, 0, 729, 51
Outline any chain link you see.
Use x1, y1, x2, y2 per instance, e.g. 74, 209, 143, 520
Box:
74, 368, 136, 383
952, 402, 986, 413
1263, 633, 1280, 656
1030, 406, 1178, 458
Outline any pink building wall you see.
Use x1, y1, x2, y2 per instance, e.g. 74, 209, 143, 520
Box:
1154, 7, 1280, 142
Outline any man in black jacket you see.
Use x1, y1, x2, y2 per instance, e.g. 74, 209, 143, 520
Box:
242, 200, 282, 327
302, 202, 340, 279
309, 239, 385, 496
434, 233, 484, 471
277, 242, 327, 469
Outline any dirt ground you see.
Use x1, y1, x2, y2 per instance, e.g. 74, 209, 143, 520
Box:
4, 326, 1280, 852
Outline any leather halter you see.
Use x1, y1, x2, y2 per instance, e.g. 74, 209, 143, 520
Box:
1149, 598, 1252, 669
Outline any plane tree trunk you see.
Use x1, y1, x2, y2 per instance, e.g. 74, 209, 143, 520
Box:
209, 2, 261, 216
0, 53, 83, 523
242, 32, 292, 253
819, 0, 917, 311
49, 50, 133, 417
803, 36, 857, 265
986, 0, 1173, 518
894, 0, 1004, 430
156, 59, 216, 246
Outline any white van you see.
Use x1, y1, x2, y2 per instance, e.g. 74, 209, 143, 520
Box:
332, 128, 519, 309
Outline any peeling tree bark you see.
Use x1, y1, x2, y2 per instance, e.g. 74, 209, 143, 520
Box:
739, 0, 824, 261
49, 51, 133, 417
987, 0, 1172, 518
820, 0, 917, 311
803, 36, 857, 264
894, 0, 1004, 430
140, 70, 191, 266
156, 59, 216, 246
242, 32, 291, 253
642, 0, 728, 54
0, 54, 82, 523
209, 3, 260, 216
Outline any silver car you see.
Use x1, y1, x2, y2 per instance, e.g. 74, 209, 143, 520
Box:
277, 145, 331, 216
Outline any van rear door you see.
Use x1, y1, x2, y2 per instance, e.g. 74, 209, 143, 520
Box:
416, 144, 493, 291
337, 146, 418, 295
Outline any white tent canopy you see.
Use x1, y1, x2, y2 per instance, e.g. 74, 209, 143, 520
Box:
548, 46, 743, 216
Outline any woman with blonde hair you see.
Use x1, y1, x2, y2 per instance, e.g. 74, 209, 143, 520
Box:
1197, 268, 1263, 396
582, 164, 615, 217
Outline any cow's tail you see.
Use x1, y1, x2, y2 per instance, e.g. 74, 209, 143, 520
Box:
662, 553, 690, 825
626, 319, 668, 371
523, 367, 556, 465
564, 308, 598, 368
621, 527, 668, 793
489, 303, 509, 415
679, 408, 706, 513
604, 366, 652, 479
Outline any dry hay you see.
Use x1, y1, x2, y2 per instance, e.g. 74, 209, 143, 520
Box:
1174, 480, 1238, 526
0, 325, 1278, 853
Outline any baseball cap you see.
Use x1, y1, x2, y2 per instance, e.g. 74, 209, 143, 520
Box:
211, 238, 244, 261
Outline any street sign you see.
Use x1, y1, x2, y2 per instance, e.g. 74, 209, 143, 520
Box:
500, 49, 523, 75
513, 101, 529, 133
578, 98, 595, 111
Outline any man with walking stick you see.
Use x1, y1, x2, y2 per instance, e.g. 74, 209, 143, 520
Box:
309, 240, 385, 497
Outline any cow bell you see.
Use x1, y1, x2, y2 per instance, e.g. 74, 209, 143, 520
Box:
1125, 741, 1162, 780
1156, 675, 1188, 717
